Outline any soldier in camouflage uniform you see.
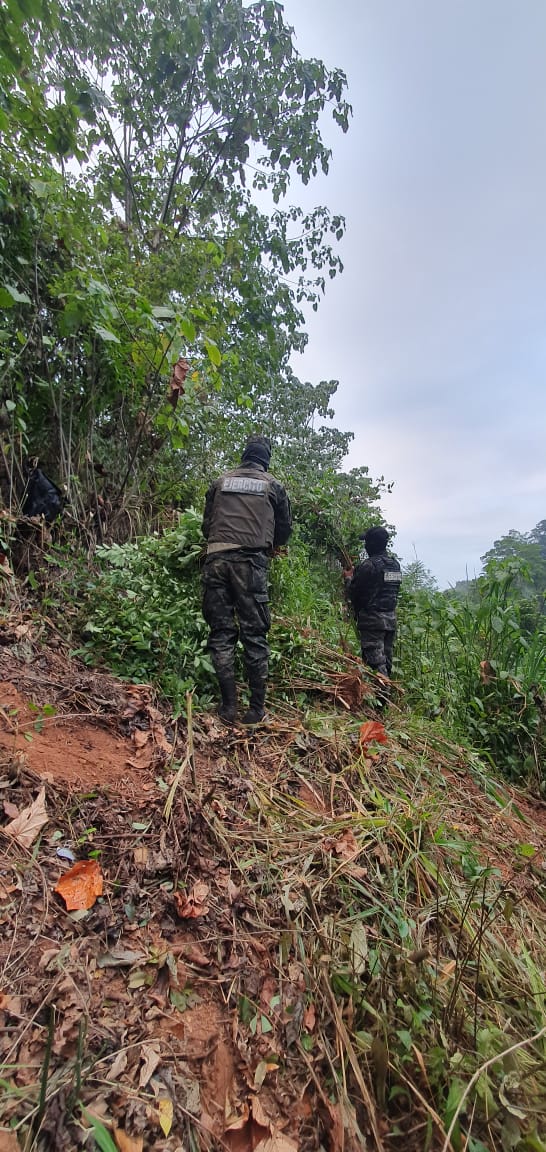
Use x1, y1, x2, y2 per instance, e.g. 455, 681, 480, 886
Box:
201, 436, 292, 726
345, 526, 402, 687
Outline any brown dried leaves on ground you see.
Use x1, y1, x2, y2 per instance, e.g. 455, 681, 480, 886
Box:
1, 637, 546, 1151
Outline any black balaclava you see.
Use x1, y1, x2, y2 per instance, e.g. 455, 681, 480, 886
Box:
362, 526, 389, 556
241, 435, 272, 470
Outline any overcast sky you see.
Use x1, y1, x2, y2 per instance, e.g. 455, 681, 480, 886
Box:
277, 0, 546, 587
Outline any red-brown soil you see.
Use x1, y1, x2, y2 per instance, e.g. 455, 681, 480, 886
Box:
0, 642, 318, 1152
1, 633, 545, 1152
0, 680, 157, 793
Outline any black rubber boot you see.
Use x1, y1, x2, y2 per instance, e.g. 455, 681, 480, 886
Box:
217, 676, 237, 725
241, 680, 267, 726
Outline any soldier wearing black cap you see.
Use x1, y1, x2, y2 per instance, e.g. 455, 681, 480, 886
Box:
201, 436, 292, 725
345, 526, 402, 686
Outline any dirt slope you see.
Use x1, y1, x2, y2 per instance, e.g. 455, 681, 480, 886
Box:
0, 642, 351, 1152
1, 634, 545, 1152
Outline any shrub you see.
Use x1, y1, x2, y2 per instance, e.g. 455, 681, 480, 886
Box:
77, 514, 356, 713
397, 559, 546, 785
78, 509, 213, 715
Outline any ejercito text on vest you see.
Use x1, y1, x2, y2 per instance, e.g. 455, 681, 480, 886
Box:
207, 464, 277, 552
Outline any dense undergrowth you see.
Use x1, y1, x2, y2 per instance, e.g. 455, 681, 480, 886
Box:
47, 515, 543, 789
2, 508, 544, 787
397, 565, 545, 789
229, 715, 546, 1152
61, 513, 359, 717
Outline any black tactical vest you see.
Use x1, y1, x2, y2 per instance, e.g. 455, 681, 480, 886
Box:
207, 464, 276, 552
365, 553, 402, 614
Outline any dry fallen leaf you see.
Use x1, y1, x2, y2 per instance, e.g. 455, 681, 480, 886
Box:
97, 947, 146, 969
167, 356, 189, 409
319, 1100, 344, 1152
359, 720, 387, 748
225, 1103, 250, 1131
322, 829, 360, 860
179, 941, 210, 967
227, 877, 240, 904
439, 959, 457, 981
158, 1097, 174, 1137
349, 922, 368, 975
4, 787, 48, 848
122, 684, 153, 719
129, 721, 172, 767
174, 880, 210, 919
254, 1059, 279, 1090
411, 1044, 429, 1084
251, 1095, 271, 1129
114, 1130, 143, 1152
108, 1049, 128, 1080
139, 1041, 161, 1087
373, 842, 391, 867
0, 1131, 23, 1152
0, 879, 19, 900
480, 659, 495, 685
302, 1003, 316, 1033
55, 859, 104, 911
254, 1136, 298, 1152
0, 993, 22, 1016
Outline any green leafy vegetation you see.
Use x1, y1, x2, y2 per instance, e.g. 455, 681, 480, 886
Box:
28, 505, 542, 796
0, 0, 351, 524
75, 510, 211, 715
0, 3, 545, 1146
73, 512, 361, 715
398, 556, 545, 787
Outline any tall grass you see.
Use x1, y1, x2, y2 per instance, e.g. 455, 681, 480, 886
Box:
397, 560, 546, 786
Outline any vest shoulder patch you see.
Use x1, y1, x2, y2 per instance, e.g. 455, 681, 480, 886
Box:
222, 476, 267, 494
383, 570, 402, 583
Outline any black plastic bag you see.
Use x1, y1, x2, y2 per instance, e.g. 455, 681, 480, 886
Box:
22, 468, 64, 523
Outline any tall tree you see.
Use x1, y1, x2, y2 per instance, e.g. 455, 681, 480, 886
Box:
1, 0, 356, 526
53, 0, 350, 237
402, 559, 438, 595
481, 527, 546, 594
529, 520, 546, 559
481, 524, 546, 629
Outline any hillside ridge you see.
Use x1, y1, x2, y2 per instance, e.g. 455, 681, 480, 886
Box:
1, 626, 545, 1152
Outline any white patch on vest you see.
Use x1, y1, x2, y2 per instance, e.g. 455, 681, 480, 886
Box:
222, 477, 267, 494
383, 571, 402, 582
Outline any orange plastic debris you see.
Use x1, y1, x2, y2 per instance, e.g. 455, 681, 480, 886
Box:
359, 720, 387, 748
55, 859, 104, 911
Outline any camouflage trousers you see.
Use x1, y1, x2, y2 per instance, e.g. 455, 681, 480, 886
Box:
202, 551, 270, 683
357, 612, 396, 678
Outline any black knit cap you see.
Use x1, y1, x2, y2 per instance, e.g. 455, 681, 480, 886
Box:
241, 435, 272, 469
360, 526, 389, 554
